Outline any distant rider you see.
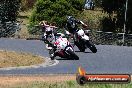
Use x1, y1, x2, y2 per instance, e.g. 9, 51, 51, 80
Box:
39, 21, 57, 50
65, 16, 88, 39
39, 21, 60, 60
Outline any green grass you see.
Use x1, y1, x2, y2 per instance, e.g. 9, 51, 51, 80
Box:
3, 81, 132, 88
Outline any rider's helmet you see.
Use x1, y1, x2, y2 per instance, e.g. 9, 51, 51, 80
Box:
67, 16, 73, 20
66, 16, 76, 28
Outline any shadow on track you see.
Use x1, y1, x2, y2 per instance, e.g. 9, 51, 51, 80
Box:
75, 51, 92, 53
56, 57, 79, 60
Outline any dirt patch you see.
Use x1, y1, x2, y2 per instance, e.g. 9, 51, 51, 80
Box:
0, 50, 44, 68
0, 75, 76, 86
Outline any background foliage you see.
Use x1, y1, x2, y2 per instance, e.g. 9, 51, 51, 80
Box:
0, 0, 21, 22
20, 0, 36, 11
29, 0, 84, 29
1, 0, 132, 35
101, 0, 132, 33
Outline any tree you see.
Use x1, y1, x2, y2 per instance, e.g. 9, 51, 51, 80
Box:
94, 0, 102, 7
29, 0, 84, 34
0, 0, 21, 37
0, 0, 21, 22
126, 0, 132, 33
101, 0, 132, 33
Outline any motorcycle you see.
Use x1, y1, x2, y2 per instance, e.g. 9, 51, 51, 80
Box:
47, 33, 79, 60
73, 29, 97, 53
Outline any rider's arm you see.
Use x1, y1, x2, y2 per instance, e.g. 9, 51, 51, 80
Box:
50, 26, 58, 29
65, 30, 70, 35
39, 21, 49, 27
78, 20, 88, 28
75, 19, 87, 26
79, 21, 85, 25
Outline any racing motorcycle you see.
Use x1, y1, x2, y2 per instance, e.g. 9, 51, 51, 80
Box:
47, 33, 79, 60
74, 29, 97, 53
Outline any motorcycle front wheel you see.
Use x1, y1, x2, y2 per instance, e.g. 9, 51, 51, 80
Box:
86, 40, 97, 53
66, 49, 79, 60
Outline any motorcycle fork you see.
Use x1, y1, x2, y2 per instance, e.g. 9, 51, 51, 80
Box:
80, 38, 87, 49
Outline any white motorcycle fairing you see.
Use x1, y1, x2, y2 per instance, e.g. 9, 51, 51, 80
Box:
54, 36, 70, 50
77, 29, 89, 40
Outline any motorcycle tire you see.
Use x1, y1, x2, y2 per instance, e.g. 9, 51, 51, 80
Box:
86, 40, 97, 53
67, 49, 79, 60
74, 41, 85, 52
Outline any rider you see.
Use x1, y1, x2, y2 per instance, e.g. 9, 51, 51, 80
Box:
39, 21, 57, 50
39, 21, 59, 60
65, 16, 88, 41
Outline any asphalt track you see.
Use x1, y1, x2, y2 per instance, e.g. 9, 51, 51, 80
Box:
0, 38, 132, 75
